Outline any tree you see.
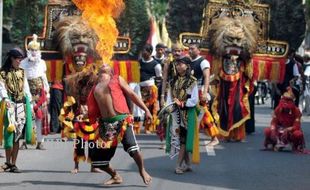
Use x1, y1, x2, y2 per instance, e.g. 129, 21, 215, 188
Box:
116, 0, 150, 59
3, 0, 47, 46
261, 0, 306, 50
166, 0, 207, 43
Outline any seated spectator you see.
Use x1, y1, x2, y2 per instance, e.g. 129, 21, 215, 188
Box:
263, 87, 305, 153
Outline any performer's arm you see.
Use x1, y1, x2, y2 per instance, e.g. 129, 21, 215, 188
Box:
161, 61, 169, 106
201, 60, 210, 102
119, 76, 152, 121
154, 64, 162, 78
0, 80, 9, 101
292, 107, 302, 131
41, 60, 50, 97
24, 75, 32, 103
185, 83, 199, 107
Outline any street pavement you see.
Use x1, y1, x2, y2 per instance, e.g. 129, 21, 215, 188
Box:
1, 100, 310, 190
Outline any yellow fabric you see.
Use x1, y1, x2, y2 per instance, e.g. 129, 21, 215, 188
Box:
119, 61, 127, 81
131, 61, 140, 83
0, 100, 6, 145
192, 116, 200, 164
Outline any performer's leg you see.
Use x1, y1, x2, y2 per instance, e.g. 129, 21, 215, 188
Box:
291, 130, 305, 152
131, 151, 152, 185
175, 127, 187, 174
183, 151, 192, 172
122, 125, 152, 185
176, 144, 186, 174
71, 137, 86, 174
35, 119, 45, 150
50, 88, 63, 133
91, 146, 122, 185
8, 141, 21, 173
102, 165, 123, 185
4, 148, 13, 165
263, 128, 277, 149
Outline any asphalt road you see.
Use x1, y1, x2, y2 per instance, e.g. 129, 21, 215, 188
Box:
1, 100, 310, 190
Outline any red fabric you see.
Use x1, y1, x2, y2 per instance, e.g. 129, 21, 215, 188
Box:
264, 97, 304, 150
108, 75, 130, 114
42, 109, 50, 135
36, 109, 43, 119
34, 87, 47, 111
126, 60, 132, 82
87, 87, 101, 124
50, 60, 56, 82
264, 60, 271, 79
113, 61, 120, 75
51, 82, 63, 90
272, 98, 301, 130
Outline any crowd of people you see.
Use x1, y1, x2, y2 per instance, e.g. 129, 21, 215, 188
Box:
0, 38, 308, 185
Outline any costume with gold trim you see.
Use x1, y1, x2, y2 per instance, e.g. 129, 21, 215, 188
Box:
264, 89, 305, 152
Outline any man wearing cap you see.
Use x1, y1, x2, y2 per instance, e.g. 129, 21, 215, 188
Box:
137, 44, 162, 134
20, 34, 50, 150
263, 87, 305, 152
189, 44, 219, 146
0, 48, 33, 173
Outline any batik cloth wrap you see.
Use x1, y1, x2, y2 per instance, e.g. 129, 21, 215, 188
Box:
96, 114, 133, 149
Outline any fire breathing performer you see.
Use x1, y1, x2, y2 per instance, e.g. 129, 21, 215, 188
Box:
84, 64, 152, 185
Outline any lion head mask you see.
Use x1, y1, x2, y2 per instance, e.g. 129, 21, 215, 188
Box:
207, 15, 257, 75
54, 16, 99, 72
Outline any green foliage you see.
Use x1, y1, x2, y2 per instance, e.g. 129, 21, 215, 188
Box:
166, 0, 207, 43
3, 0, 48, 46
148, 0, 168, 23
116, 0, 150, 59
261, 0, 306, 50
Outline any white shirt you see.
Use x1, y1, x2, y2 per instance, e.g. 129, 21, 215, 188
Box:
167, 82, 199, 107
20, 58, 49, 93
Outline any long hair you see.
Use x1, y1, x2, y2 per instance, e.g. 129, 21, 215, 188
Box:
64, 65, 98, 102
1, 48, 25, 73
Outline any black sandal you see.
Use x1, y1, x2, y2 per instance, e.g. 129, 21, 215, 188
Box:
0, 162, 12, 172
9, 165, 21, 173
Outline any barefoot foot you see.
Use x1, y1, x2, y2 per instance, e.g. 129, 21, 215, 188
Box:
140, 169, 152, 185
71, 168, 78, 174
104, 174, 123, 185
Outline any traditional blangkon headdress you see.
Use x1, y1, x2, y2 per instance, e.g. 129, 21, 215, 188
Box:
28, 34, 40, 50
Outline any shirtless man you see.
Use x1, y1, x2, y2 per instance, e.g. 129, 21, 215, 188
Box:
87, 64, 152, 185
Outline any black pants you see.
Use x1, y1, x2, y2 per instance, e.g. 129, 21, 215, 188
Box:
49, 88, 63, 133
245, 89, 256, 134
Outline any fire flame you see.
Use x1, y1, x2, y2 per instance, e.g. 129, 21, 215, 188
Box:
72, 0, 124, 65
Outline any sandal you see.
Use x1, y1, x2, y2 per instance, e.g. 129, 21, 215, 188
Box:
175, 167, 184, 174
182, 165, 193, 172
0, 162, 12, 172
9, 165, 21, 173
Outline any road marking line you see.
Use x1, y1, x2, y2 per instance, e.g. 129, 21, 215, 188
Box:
204, 140, 216, 156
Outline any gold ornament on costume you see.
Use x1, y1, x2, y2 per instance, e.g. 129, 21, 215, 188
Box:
7, 124, 15, 133
28, 34, 41, 50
